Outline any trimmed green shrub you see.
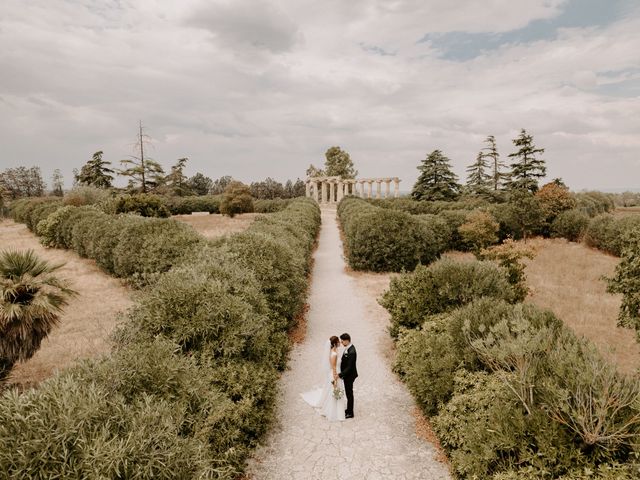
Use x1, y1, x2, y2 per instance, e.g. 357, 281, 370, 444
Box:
339, 198, 443, 272
552, 209, 590, 242
254, 198, 293, 213
164, 195, 222, 215
63, 186, 112, 207
114, 193, 171, 218
574, 191, 615, 217
36, 206, 76, 248
380, 257, 513, 336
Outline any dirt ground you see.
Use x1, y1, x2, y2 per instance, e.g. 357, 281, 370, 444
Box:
0, 219, 134, 388
173, 213, 262, 239
349, 239, 640, 375
524, 237, 640, 374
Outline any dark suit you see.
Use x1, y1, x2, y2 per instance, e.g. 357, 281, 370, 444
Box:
339, 344, 358, 416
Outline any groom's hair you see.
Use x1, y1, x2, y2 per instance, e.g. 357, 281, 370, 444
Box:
340, 333, 351, 342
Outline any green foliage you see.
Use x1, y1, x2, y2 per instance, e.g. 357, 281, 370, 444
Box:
465, 151, 492, 195
505, 128, 546, 193
338, 198, 444, 272
607, 227, 640, 336
63, 185, 112, 207
380, 257, 513, 336
411, 149, 460, 201
458, 210, 499, 252
0, 249, 76, 383
552, 209, 590, 242
324, 146, 357, 178
163, 195, 221, 214
254, 198, 293, 213
574, 191, 615, 217
479, 239, 536, 302
492, 190, 545, 240
114, 193, 171, 218
74, 151, 115, 188
220, 181, 254, 218
585, 214, 640, 256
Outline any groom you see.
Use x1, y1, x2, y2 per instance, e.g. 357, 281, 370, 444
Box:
338, 333, 358, 419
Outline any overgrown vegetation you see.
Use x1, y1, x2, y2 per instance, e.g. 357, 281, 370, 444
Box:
385, 259, 640, 478
1, 197, 321, 477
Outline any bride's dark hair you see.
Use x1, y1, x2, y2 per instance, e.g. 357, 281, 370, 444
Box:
329, 336, 340, 348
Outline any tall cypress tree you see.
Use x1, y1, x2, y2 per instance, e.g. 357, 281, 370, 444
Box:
412, 150, 460, 201
506, 129, 546, 193
465, 151, 492, 195
482, 135, 506, 191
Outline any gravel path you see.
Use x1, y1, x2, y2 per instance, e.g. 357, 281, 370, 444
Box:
247, 206, 451, 480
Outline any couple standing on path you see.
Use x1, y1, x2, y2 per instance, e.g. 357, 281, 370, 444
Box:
301, 332, 358, 422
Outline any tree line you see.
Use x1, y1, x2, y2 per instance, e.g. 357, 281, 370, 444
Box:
412, 128, 547, 201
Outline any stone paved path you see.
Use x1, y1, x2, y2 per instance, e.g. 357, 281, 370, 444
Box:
247, 206, 451, 480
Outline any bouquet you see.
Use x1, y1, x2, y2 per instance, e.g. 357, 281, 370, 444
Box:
332, 381, 344, 400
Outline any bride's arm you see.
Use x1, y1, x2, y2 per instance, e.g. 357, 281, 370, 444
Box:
330, 353, 338, 381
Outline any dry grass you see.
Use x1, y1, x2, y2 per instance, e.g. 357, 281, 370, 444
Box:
614, 207, 640, 217
524, 237, 640, 374
174, 213, 261, 239
0, 219, 134, 388
413, 407, 451, 466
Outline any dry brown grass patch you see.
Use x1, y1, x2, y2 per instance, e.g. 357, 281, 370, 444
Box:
174, 213, 261, 239
0, 220, 133, 388
413, 407, 451, 466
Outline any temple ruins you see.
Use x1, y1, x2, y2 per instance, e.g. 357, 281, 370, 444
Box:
305, 176, 401, 204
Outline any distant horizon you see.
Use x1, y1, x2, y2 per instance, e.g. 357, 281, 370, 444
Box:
2, 1, 639, 193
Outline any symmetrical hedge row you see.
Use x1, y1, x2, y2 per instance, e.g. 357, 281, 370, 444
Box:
383, 259, 640, 479
338, 198, 448, 272
1, 197, 321, 478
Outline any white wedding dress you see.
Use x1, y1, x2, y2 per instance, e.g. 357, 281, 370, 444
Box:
301, 348, 346, 422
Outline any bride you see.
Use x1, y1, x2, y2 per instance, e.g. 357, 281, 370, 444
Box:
301, 336, 346, 422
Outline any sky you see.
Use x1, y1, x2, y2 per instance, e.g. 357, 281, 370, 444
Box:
1, 0, 639, 191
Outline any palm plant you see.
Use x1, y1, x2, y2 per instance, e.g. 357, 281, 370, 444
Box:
0, 249, 76, 383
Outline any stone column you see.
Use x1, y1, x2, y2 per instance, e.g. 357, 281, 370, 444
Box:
394, 178, 400, 198
384, 179, 391, 198
375, 180, 382, 199
329, 181, 335, 203
367, 181, 373, 199
305, 181, 311, 198
321, 181, 327, 204
337, 181, 343, 202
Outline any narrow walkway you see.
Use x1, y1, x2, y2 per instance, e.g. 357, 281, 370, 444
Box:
247, 207, 450, 480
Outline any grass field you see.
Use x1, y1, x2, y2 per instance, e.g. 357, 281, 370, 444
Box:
1, 213, 260, 389
174, 212, 262, 238
0, 219, 134, 389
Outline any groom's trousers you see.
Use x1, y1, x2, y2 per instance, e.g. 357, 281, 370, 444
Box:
344, 378, 355, 416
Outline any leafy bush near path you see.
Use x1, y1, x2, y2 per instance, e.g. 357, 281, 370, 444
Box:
2, 198, 320, 478
163, 194, 222, 215
380, 257, 514, 336
551, 208, 590, 241
254, 198, 294, 213
338, 197, 445, 272
386, 258, 640, 479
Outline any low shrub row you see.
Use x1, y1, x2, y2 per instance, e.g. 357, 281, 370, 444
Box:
338, 197, 446, 272
163, 195, 222, 215
254, 198, 294, 213
584, 214, 640, 256
383, 259, 640, 479
367, 197, 490, 214
1, 198, 321, 477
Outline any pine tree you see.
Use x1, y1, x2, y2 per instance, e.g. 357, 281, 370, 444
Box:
506, 129, 546, 193
164, 158, 191, 196
411, 150, 460, 201
118, 121, 164, 193
465, 152, 492, 195
75, 151, 114, 188
482, 135, 506, 191
51, 169, 64, 197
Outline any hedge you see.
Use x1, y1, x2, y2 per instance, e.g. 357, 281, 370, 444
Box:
338, 197, 445, 272
584, 214, 640, 256
385, 259, 640, 479
163, 195, 222, 215
1, 197, 321, 477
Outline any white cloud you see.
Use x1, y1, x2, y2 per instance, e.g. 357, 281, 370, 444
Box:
0, 0, 639, 190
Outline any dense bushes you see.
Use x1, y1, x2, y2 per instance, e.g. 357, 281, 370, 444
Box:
386, 257, 640, 478
164, 195, 222, 215
113, 193, 171, 218
380, 258, 514, 336
338, 198, 445, 272
254, 198, 293, 213
1, 198, 321, 477
584, 214, 640, 256
551, 208, 590, 241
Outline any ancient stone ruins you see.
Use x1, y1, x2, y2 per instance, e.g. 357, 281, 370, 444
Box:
306, 176, 401, 204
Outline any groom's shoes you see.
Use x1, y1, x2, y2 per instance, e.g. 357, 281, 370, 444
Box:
345, 413, 354, 419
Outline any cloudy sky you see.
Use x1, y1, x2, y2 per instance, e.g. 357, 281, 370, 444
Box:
1, 0, 639, 191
